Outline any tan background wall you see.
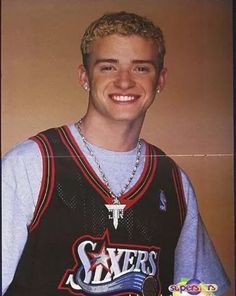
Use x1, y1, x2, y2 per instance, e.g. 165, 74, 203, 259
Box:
2, 0, 234, 295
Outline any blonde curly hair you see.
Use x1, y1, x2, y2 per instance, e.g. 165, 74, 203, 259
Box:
81, 11, 166, 71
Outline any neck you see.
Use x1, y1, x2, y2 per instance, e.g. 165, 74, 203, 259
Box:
79, 115, 144, 152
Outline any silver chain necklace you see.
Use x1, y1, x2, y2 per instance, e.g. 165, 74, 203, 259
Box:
75, 119, 142, 229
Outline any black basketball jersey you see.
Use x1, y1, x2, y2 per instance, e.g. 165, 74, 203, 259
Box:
5, 126, 186, 296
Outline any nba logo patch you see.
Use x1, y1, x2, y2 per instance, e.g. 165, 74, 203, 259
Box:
159, 190, 167, 211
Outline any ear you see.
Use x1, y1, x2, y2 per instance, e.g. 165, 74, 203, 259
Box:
157, 67, 167, 93
78, 64, 90, 91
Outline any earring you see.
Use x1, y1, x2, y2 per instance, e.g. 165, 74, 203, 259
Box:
157, 89, 160, 94
84, 83, 89, 91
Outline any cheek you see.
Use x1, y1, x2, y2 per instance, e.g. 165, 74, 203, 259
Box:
141, 81, 158, 95
91, 75, 108, 88
150, 76, 159, 88
93, 79, 114, 97
138, 75, 158, 88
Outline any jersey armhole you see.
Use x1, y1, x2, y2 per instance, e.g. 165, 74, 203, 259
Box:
171, 162, 187, 226
28, 133, 55, 232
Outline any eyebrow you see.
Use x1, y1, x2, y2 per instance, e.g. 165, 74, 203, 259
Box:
94, 59, 156, 67
132, 60, 156, 67
94, 59, 118, 65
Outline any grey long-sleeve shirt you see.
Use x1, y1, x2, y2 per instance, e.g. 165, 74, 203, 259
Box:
2, 124, 230, 295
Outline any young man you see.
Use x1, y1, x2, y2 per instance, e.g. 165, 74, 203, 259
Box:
2, 11, 230, 296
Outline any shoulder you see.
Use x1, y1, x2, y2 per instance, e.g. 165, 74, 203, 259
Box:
3, 124, 74, 166
145, 141, 197, 206
2, 126, 61, 176
28, 123, 76, 144
145, 142, 166, 156
3, 139, 41, 164
146, 142, 192, 180
2, 140, 42, 190
146, 142, 179, 173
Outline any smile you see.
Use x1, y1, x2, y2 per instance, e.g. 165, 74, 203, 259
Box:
110, 95, 139, 102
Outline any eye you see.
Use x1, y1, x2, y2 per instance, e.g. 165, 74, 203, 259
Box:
134, 65, 151, 73
100, 65, 117, 72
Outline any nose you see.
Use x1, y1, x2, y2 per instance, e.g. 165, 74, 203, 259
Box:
113, 69, 136, 90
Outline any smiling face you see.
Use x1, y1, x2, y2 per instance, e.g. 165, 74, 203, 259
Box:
79, 34, 167, 126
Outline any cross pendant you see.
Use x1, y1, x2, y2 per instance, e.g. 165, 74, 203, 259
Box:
105, 201, 126, 229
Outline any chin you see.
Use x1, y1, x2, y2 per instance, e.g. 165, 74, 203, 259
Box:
107, 112, 144, 123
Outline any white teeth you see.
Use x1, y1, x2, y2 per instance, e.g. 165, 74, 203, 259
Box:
112, 95, 135, 101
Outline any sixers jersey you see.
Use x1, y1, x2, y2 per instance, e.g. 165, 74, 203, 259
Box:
5, 126, 186, 296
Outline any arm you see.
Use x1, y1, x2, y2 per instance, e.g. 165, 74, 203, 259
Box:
2, 141, 42, 294
174, 170, 230, 296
